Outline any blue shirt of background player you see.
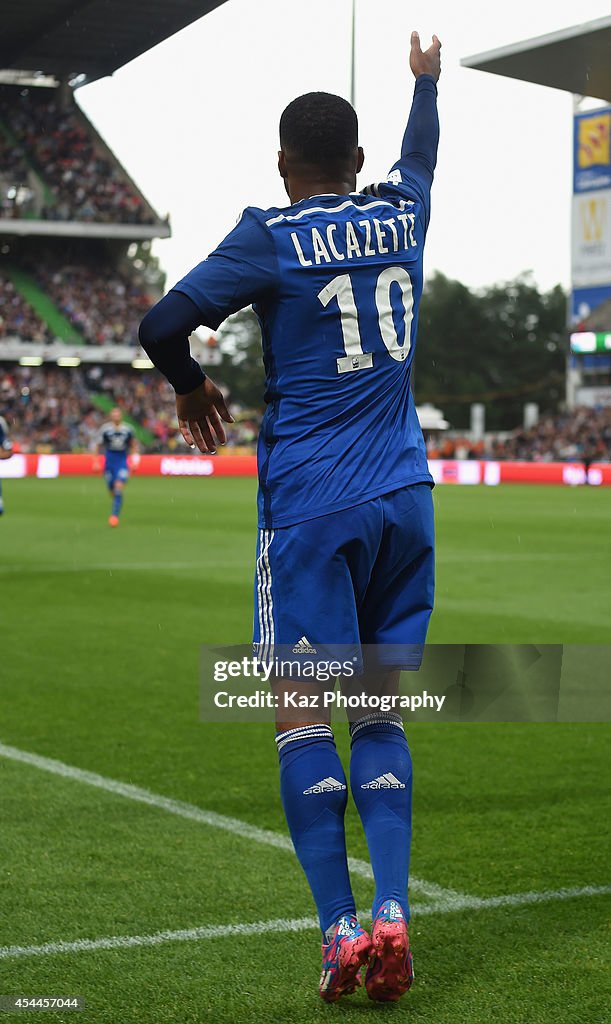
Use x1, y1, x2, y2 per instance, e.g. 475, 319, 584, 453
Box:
99, 422, 134, 475
0, 415, 11, 453
152, 76, 439, 529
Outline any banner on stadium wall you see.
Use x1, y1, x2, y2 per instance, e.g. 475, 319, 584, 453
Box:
571, 190, 611, 288
572, 108, 611, 320
571, 283, 611, 324
574, 109, 611, 193
574, 385, 611, 407
2, 454, 611, 486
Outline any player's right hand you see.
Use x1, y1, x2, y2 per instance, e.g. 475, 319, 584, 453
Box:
410, 31, 441, 83
176, 377, 234, 455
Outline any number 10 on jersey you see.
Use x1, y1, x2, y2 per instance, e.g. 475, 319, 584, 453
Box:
318, 266, 414, 374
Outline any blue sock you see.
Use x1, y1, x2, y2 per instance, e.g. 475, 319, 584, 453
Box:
350, 712, 412, 921
112, 490, 123, 517
276, 724, 355, 938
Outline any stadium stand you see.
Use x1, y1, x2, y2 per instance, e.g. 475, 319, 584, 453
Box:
1, 256, 154, 346
487, 407, 611, 463
2, 359, 610, 461
0, 274, 54, 342
0, 72, 165, 364
424, 407, 611, 463
0, 364, 257, 454
0, 85, 159, 225
1, 9, 174, 369
0, 132, 35, 218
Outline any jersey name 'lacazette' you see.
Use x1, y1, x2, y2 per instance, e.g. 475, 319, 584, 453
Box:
173, 76, 439, 528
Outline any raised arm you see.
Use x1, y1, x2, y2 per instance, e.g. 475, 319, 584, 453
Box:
400, 32, 442, 187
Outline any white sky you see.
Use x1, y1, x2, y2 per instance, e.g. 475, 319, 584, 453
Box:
77, 0, 611, 294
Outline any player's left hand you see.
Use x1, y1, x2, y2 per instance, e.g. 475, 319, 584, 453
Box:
176, 377, 234, 454
410, 31, 441, 82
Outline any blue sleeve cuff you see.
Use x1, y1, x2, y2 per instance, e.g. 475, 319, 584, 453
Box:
414, 74, 438, 92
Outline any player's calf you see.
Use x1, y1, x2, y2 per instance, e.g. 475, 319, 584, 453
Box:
349, 702, 413, 924
111, 481, 124, 521
275, 716, 356, 932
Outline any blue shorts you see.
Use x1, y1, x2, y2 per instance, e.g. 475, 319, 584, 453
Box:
253, 483, 434, 670
104, 464, 129, 489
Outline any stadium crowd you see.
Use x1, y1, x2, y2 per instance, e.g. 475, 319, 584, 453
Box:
0, 133, 34, 217
487, 406, 611, 463
0, 262, 153, 346
1, 363, 610, 462
0, 87, 155, 224
34, 262, 153, 346
0, 365, 259, 453
426, 407, 611, 463
0, 275, 54, 343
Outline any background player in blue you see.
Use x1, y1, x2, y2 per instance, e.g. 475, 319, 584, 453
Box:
140, 30, 441, 1004
0, 413, 14, 515
95, 407, 137, 527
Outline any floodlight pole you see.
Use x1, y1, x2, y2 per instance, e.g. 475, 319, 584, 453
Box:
350, 0, 356, 107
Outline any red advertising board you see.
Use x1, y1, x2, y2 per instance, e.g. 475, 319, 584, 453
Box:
1, 454, 610, 486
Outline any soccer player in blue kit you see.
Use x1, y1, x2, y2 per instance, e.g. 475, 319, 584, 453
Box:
95, 407, 137, 526
140, 30, 441, 1003
0, 413, 14, 515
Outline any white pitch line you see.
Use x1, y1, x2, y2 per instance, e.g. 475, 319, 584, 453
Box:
411, 884, 611, 916
0, 741, 465, 901
0, 915, 320, 961
1, 885, 609, 961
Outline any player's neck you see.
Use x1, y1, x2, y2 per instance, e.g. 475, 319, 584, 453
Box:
288, 178, 355, 204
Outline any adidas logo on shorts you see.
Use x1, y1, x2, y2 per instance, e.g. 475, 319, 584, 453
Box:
361, 772, 406, 789
303, 777, 346, 795
292, 635, 318, 654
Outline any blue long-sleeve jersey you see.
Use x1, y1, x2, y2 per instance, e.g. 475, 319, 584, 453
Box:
140, 75, 440, 528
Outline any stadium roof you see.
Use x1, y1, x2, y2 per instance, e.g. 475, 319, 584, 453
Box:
461, 16, 611, 104
1, 0, 230, 84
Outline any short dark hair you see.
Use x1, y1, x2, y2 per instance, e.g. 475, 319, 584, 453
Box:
279, 92, 358, 166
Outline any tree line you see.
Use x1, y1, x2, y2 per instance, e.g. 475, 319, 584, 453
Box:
214, 272, 567, 431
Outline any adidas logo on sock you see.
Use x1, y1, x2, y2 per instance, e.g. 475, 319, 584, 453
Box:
361, 772, 406, 790
303, 777, 346, 795
292, 635, 318, 654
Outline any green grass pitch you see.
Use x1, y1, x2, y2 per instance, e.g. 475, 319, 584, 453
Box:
0, 478, 609, 1023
